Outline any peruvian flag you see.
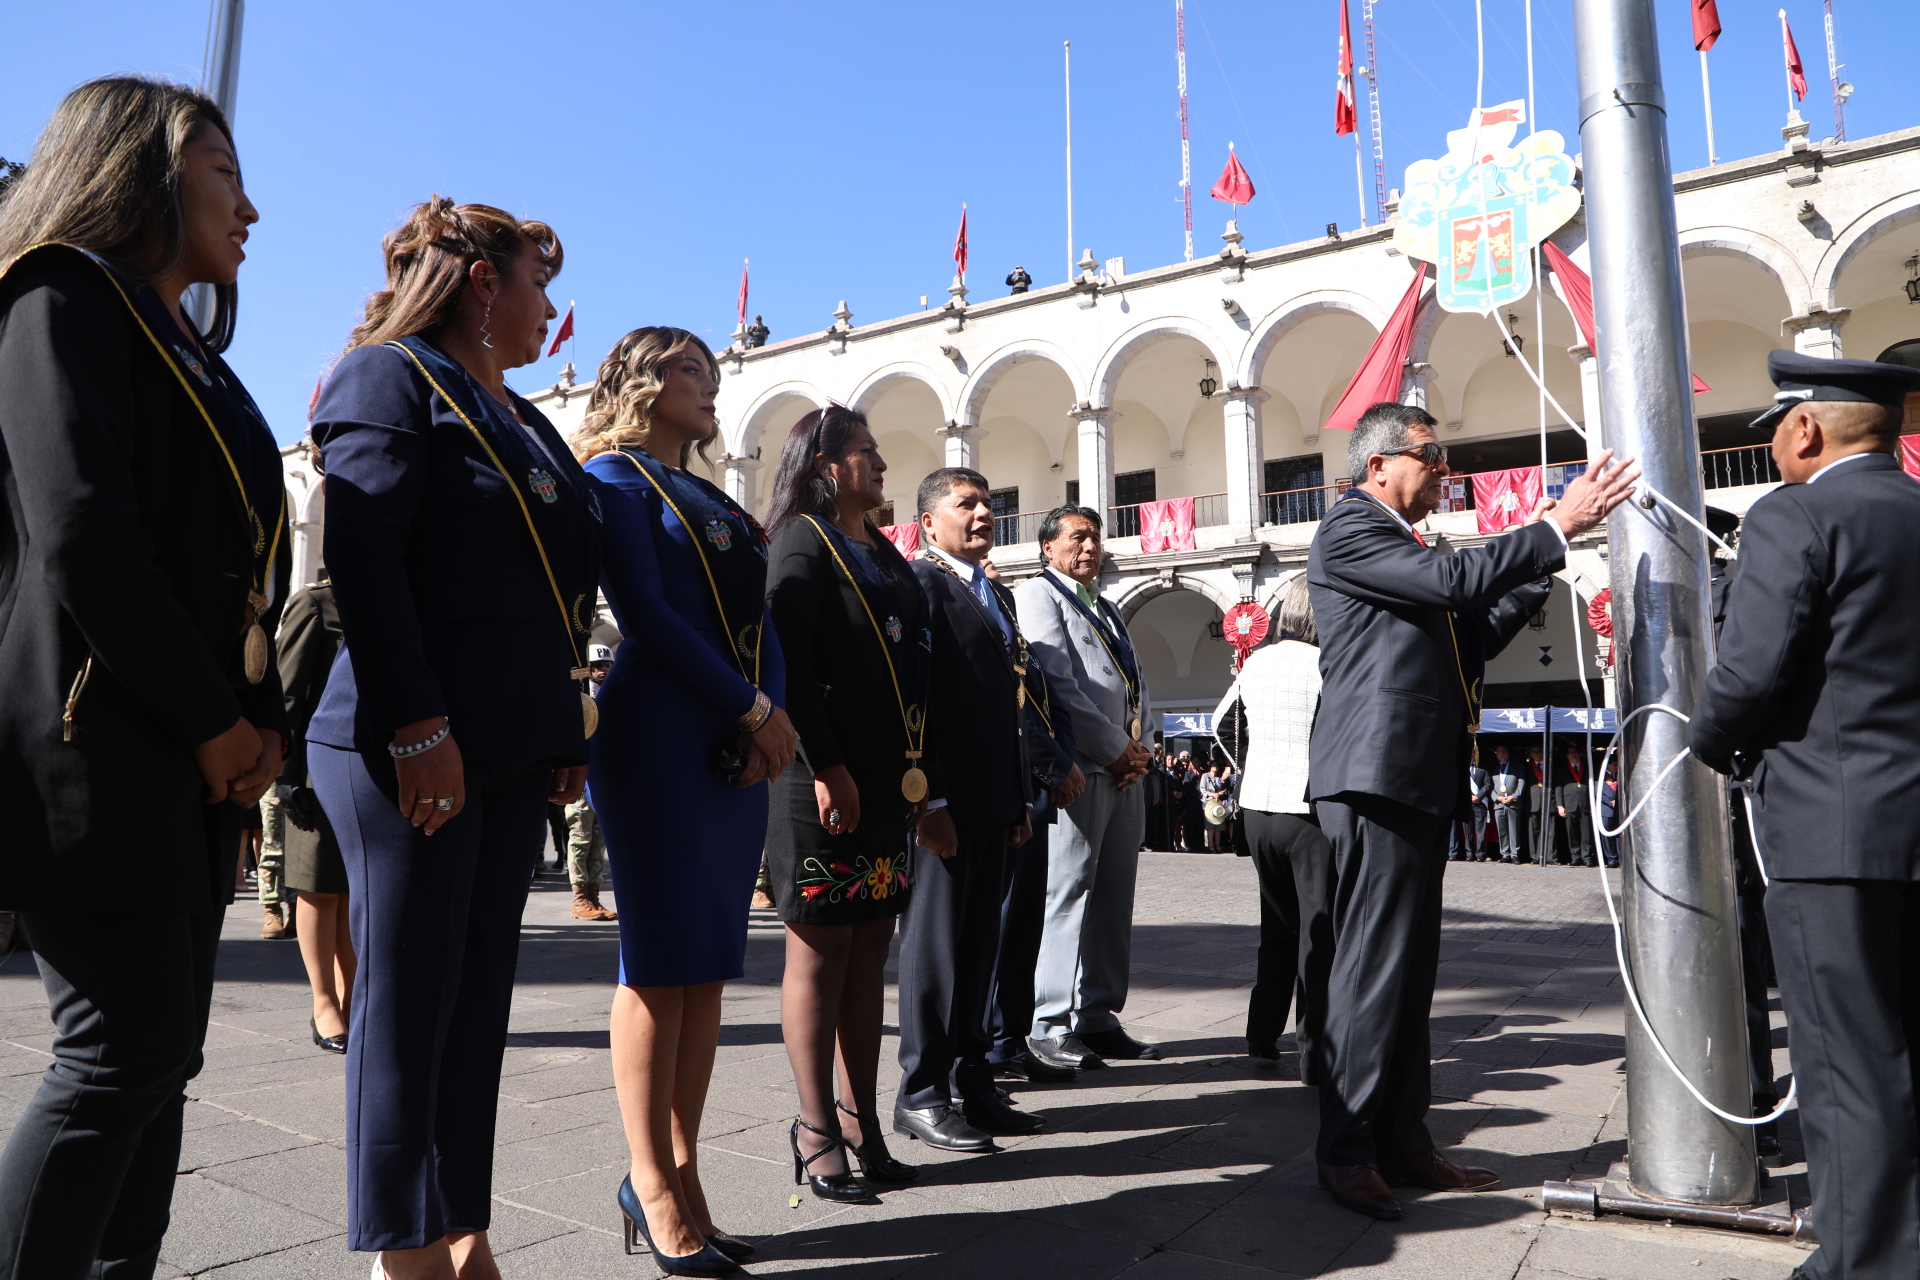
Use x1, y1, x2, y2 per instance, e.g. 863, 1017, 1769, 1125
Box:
1693, 0, 1721, 52
1899, 434, 1920, 482
879, 522, 922, 556
546, 302, 574, 358
736, 261, 749, 326
952, 205, 968, 278
1782, 12, 1808, 101
1137, 497, 1197, 553
1335, 0, 1358, 137
1544, 242, 1711, 393
1472, 467, 1543, 535
1210, 145, 1255, 206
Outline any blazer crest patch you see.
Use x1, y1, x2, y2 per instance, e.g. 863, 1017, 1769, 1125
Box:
528, 468, 558, 503
885, 615, 903, 643
173, 344, 214, 387
704, 516, 734, 551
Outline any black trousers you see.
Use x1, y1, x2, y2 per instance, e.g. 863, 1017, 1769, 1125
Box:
896, 823, 1008, 1110
1449, 805, 1489, 861
987, 822, 1048, 1064
1314, 794, 1448, 1167
311, 745, 550, 1252
1494, 801, 1528, 862
1766, 879, 1920, 1280
1243, 810, 1335, 1082
0, 908, 224, 1280
1563, 803, 1596, 867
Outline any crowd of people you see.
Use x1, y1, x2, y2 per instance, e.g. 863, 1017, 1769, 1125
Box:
4, 73, 1920, 1280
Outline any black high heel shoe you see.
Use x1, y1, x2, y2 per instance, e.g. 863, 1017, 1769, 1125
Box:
790, 1119, 875, 1203
616, 1176, 743, 1275
837, 1100, 919, 1183
706, 1234, 757, 1263
310, 1017, 347, 1054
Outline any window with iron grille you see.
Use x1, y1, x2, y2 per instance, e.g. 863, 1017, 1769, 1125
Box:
1065, 480, 1080, 506
1115, 470, 1157, 505
1262, 455, 1326, 525
989, 488, 1020, 547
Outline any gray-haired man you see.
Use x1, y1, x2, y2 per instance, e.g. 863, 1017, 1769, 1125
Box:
1013, 505, 1157, 1070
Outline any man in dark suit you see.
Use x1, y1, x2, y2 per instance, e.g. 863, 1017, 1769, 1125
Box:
1556, 745, 1595, 868
1306, 400, 1636, 1220
1689, 352, 1920, 1280
897, 467, 1046, 1151
1452, 749, 1491, 861
1526, 745, 1560, 865
1488, 743, 1528, 863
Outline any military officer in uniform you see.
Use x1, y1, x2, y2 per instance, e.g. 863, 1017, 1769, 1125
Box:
1690, 351, 1920, 1280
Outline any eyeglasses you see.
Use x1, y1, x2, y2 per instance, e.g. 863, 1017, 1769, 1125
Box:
1387, 442, 1449, 468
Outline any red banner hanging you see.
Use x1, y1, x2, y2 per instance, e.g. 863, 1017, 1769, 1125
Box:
1471, 466, 1542, 534
1137, 497, 1197, 552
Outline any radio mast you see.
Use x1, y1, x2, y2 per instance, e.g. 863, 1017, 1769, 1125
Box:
1176, 0, 1194, 261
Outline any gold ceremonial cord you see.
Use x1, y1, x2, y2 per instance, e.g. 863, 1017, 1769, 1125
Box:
800, 516, 926, 757
382, 343, 587, 671
603, 449, 763, 686
4, 244, 288, 602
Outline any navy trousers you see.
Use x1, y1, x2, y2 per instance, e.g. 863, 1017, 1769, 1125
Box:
987, 822, 1049, 1065
895, 824, 1008, 1111
310, 745, 550, 1252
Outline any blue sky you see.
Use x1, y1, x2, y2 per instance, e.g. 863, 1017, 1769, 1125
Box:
5, 1, 1916, 444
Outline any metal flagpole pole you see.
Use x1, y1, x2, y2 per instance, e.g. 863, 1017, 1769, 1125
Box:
1699, 51, 1718, 164
1176, 0, 1193, 261
1778, 10, 1797, 122
1352, 133, 1369, 229
189, 0, 245, 332
1065, 40, 1076, 282
1572, 0, 1756, 1208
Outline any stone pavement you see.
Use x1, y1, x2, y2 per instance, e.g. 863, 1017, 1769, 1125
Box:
0, 854, 1810, 1279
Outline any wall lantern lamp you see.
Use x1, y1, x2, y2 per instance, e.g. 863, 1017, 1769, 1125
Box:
1501, 312, 1525, 357
1198, 359, 1219, 399
1904, 254, 1920, 305
1207, 617, 1225, 640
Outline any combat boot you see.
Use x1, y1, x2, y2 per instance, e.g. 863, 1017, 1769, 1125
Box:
261, 903, 294, 940
572, 882, 616, 921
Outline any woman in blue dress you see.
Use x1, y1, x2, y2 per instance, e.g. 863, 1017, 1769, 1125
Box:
571, 327, 795, 1276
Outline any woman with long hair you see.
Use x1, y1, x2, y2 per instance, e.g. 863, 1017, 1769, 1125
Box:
308, 197, 599, 1280
761, 406, 925, 1202
571, 328, 795, 1276
0, 77, 287, 1278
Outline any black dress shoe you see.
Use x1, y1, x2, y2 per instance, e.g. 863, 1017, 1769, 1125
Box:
892, 1104, 997, 1153
311, 1017, 347, 1054
1246, 1039, 1281, 1066
1027, 1034, 1107, 1070
993, 1052, 1078, 1084
963, 1092, 1045, 1135
1077, 1027, 1162, 1060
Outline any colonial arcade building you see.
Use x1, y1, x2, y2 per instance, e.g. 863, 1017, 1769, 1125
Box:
282, 124, 1920, 734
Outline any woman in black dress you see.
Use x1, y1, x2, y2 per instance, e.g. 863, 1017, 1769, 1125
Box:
763, 406, 926, 1200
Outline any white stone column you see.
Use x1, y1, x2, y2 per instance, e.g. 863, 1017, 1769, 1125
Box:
1218, 386, 1268, 533
1782, 306, 1852, 360
1569, 343, 1605, 460
1399, 361, 1436, 411
935, 420, 985, 471
1069, 404, 1119, 526
719, 454, 761, 512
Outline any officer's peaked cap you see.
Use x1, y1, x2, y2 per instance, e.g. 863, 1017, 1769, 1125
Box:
1748, 350, 1920, 431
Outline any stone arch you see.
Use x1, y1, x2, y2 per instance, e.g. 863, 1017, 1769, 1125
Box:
848, 361, 956, 424
1254, 567, 1306, 616
1812, 193, 1920, 309
1241, 289, 1388, 387
1090, 318, 1240, 410
1678, 227, 1811, 310
731, 380, 829, 459
958, 340, 1086, 427
1111, 570, 1240, 621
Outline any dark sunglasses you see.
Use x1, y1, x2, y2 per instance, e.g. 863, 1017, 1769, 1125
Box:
1387, 442, 1449, 468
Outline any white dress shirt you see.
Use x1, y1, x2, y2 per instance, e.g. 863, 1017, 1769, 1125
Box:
1806, 451, 1879, 485
924, 542, 1012, 647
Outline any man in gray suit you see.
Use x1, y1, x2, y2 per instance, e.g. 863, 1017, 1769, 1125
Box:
1488, 743, 1528, 863
1012, 505, 1156, 1069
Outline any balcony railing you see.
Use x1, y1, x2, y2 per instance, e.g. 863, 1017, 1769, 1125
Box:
1700, 442, 1780, 490
1107, 492, 1229, 539
1262, 485, 1335, 525
993, 508, 1048, 547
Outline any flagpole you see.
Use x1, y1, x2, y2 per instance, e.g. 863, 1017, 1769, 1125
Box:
1064, 40, 1075, 282
1779, 9, 1796, 120
1352, 132, 1369, 229
1698, 51, 1719, 164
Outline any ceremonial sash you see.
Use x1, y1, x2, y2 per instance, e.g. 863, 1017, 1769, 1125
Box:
1040, 569, 1142, 737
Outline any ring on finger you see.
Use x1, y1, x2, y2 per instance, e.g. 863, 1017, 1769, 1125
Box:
413, 797, 434, 807
434, 797, 454, 811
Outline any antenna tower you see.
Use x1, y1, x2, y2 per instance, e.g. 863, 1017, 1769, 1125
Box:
1176, 0, 1194, 261
1823, 0, 1847, 142
1363, 0, 1387, 221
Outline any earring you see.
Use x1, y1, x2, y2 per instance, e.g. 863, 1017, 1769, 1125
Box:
480, 300, 494, 350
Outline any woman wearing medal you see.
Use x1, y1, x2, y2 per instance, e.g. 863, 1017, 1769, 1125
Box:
0, 78, 288, 1279
307, 198, 598, 1280
569, 327, 794, 1276
762, 406, 928, 1202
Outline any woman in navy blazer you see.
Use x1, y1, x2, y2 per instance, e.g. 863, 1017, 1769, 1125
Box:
308, 198, 599, 1280
571, 328, 795, 1276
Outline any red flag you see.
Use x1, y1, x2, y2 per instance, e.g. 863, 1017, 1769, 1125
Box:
736, 261, 749, 326
879, 522, 922, 556
1137, 498, 1197, 553
1782, 12, 1808, 101
1900, 434, 1920, 482
1478, 105, 1524, 126
1335, 0, 1358, 137
1472, 467, 1543, 535
1546, 243, 1713, 395
1210, 145, 1255, 206
546, 302, 574, 358
1693, 0, 1721, 51
1323, 261, 1431, 436
952, 206, 968, 278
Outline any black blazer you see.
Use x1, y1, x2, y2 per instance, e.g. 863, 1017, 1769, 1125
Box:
912, 556, 1031, 828
1022, 645, 1079, 824
308, 339, 600, 765
1307, 492, 1560, 818
1689, 451, 1920, 880
0, 246, 289, 912
276, 582, 342, 785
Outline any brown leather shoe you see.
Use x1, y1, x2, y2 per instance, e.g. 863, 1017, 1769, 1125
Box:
1384, 1149, 1500, 1191
1317, 1162, 1404, 1220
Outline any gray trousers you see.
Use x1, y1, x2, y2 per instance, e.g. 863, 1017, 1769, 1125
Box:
1032, 771, 1146, 1040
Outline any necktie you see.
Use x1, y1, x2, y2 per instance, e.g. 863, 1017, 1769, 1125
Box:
1410, 526, 1428, 548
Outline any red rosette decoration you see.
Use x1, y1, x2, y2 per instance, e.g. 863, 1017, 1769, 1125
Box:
1222, 602, 1271, 670
1586, 588, 1613, 637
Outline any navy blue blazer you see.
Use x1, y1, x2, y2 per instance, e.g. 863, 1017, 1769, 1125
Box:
913, 557, 1032, 829
308, 338, 600, 765
1308, 492, 1559, 818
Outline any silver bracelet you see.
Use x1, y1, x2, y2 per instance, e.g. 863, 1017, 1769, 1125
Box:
389, 720, 450, 759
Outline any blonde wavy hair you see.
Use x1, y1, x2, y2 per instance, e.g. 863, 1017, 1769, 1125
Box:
570, 326, 721, 469
345, 196, 561, 351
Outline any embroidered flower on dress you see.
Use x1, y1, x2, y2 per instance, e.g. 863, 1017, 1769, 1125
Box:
797, 851, 910, 906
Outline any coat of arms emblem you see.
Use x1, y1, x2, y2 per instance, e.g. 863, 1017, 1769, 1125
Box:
528, 468, 558, 503
704, 516, 733, 551
173, 345, 214, 387
885, 615, 903, 643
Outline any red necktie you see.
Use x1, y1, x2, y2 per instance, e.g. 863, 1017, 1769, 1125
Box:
1410, 526, 1427, 548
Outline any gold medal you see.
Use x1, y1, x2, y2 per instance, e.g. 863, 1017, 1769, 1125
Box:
243, 623, 269, 685
902, 767, 928, 802
582, 690, 599, 738
1130, 716, 1142, 740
